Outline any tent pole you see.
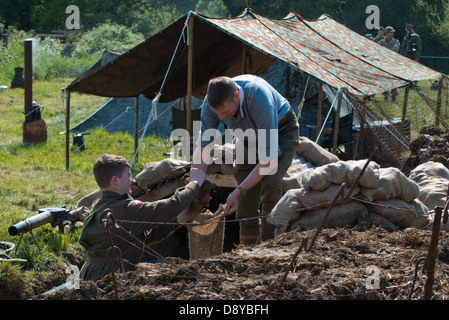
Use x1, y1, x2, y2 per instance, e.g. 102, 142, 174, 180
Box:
241, 43, 247, 74
436, 75, 444, 127
316, 82, 323, 144
186, 16, 193, 138
65, 89, 70, 171
332, 91, 343, 154
134, 96, 139, 163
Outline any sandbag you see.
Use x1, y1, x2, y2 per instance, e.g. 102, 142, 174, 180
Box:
282, 154, 315, 193
267, 184, 360, 233
77, 188, 101, 208
360, 167, 420, 203
295, 136, 339, 167
409, 162, 449, 231
409, 161, 449, 182
188, 207, 225, 260
301, 160, 380, 192
282, 176, 302, 193
287, 201, 367, 232
135, 159, 190, 192
357, 212, 399, 232
212, 143, 235, 164
411, 175, 448, 212
367, 199, 431, 228
420, 177, 448, 211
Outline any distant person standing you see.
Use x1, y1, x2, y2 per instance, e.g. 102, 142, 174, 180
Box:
379, 26, 400, 101
373, 26, 385, 43
378, 26, 400, 53
400, 24, 422, 62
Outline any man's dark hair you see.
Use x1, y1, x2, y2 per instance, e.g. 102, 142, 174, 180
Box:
93, 154, 130, 189
207, 76, 237, 109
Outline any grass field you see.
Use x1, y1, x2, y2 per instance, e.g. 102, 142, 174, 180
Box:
0, 75, 447, 297
0, 78, 173, 295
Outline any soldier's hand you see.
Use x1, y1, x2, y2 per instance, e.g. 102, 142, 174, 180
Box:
224, 188, 240, 215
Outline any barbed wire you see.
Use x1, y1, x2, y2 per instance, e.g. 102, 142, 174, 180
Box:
114, 193, 433, 228
102, 213, 241, 300
100, 200, 438, 300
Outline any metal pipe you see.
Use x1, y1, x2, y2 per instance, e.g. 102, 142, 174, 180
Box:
24, 39, 33, 123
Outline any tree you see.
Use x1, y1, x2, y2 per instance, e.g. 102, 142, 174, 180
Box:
0, 0, 33, 30
72, 22, 144, 58
195, 0, 230, 18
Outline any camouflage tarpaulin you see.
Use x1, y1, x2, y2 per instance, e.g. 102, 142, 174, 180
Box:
66, 8, 441, 101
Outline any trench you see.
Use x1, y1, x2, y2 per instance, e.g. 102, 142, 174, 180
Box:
145, 187, 240, 262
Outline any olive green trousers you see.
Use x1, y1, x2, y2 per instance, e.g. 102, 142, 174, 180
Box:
233, 108, 299, 244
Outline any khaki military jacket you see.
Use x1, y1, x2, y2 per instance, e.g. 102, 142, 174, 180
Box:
378, 37, 400, 53
79, 181, 200, 281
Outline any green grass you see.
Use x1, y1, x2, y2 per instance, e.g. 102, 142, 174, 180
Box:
362, 79, 449, 140
0, 78, 173, 298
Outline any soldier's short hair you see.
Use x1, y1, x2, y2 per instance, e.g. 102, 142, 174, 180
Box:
93, 154, 130, 189
207, 76, 238, 109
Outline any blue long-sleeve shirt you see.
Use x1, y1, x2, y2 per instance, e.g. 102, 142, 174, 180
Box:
198, 75, 290, 162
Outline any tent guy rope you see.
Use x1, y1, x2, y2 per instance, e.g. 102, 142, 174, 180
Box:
131, 11, 193, 169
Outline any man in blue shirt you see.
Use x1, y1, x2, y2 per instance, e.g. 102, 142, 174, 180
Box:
192, 75, 299, 244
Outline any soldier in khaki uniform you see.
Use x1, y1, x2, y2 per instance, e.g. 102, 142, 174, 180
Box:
378, 26, 400, 53
378, 26, 400, 101
78, 154, 206, 281
373, 26, 385, 43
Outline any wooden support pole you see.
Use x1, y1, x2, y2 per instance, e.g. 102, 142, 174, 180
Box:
402, 84, 410, 122
436, 75, 444, 127
65, 90, 70, 171
286, 65, 291, 100
241, 43, 247, 75
134, 96, 139, 163
332, 91, 343, 154
316, 82, 323, 144
186, 17, 194, 137
24, 39, 33, 123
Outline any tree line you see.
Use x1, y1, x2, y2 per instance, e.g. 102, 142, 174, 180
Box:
1, 0, 448, 72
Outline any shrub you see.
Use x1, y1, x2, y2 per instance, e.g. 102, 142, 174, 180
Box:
72, 22, 144, 58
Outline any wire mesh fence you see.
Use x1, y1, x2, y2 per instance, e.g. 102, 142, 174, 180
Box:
346, 76, 449, 167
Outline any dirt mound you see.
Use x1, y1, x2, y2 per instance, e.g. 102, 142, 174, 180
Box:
35, 227, 449, 300
402, 125, 449, 175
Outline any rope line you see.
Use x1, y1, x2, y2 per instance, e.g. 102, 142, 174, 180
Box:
0, 105, 43, 135
130, 12, 193, 169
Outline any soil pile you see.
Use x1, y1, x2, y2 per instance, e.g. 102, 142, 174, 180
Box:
35, 226, 449, 300
402, 125, 449, 175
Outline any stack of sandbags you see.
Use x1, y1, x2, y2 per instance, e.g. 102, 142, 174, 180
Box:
268, 184, 364, 233
359, 167, 430, 229
206, 143, 234, 175
282, 154, 316, 192
77, 188, 101, 208
212, 143, 234, 164
301, 160, 380, 192
409, 161, 449, 231
281, 137, 337, 193
134, 158, 191, 194
295, 136, 339, 167
359, 167, 420, 202
270, 160, 378, 233
268, 158, 432, 234
77, 158, 191, 209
